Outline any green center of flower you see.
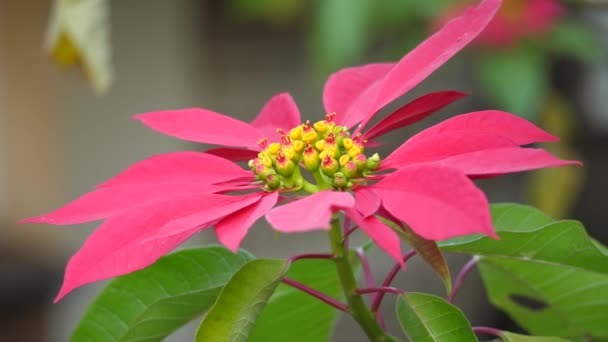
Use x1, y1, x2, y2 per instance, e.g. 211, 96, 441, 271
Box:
249, 113, 381, 192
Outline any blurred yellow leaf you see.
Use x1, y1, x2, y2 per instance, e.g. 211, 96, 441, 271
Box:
527, 95, 584, 219
46, 0, 113, 94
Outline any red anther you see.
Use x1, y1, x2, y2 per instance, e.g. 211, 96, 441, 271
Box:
302, 120, 312, 132
281, 134, 291, 145
321, 154, 333, 168
276, 151, 287, 163
257, 137, 269, 149
326, 112, 336, 123
325, 132, 336, 144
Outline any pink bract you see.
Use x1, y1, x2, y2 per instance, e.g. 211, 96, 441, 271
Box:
21, 0, 578, 302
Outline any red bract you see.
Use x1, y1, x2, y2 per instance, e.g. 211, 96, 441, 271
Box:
22, 0, 578, 302
441, 0, 564, 47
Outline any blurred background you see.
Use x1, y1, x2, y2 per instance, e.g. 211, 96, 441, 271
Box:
1, 0, 607, 341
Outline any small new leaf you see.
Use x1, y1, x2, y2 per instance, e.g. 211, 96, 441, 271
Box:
195, 259, 288, 342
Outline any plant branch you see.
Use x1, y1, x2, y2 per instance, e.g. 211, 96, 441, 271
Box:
355, 247, 375, 289
472, 326, 503, 338
287, 253, 335, 264
371, 250, 416, 313
329, 217, 398, 342
448, 255, 480, 303
282, 277, 348, 312
356, 287, 404, 296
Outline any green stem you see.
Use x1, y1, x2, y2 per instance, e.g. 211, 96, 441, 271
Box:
301, 180, 320, 193
329, 218, 399, 342
312, 168, 331, 190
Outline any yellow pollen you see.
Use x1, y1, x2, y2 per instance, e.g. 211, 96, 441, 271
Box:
267, 142, 281, 155
314, 120, 328, 133
348, 146, 362, 158
261, 154, 273, 167
315, 139, 326, 151
339, 155, 350, 166
343, 138, 353, 150
302, 130, 318, 143
292, 140, 304, 152
282, 145, 295, 160
290, 126, 303, 140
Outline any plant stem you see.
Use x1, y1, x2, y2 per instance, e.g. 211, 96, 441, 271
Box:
329, 218, 399, 342
282, 277, 348, 312
472, 326, 502, 338
356, 287, 404, 296
355, 247, 375, 289
448, 255, 480, 303
371, 250, 417, 314
287, 253, 335, 263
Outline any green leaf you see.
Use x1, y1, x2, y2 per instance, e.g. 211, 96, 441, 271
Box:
395, 292, 476, 341
441, 203, 608, 339
71, 246, 253, 342
500, 331, 570, 342
195, 259, 288, 342
476, 47, 548, 122
250, 255, 360, 342
544, 19, 602, 63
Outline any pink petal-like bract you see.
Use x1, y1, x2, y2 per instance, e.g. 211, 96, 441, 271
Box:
372, 165, 496, 241
250, 93, 301, 138
54, 193, 243, 302
352, 0, 503, 132
149, 194, 263, 239
98, 152, 250, 188
432, 147, 582, 176
324, 63, 395, 127
266, 191, 355, 233
205, 147, 260, 162
134, 108, 263, 149
345, 208, 403, 266
354, 188, 381, 218
363, 91, 468, 140
407, 110, 558, 146
216, 192, 279, 252
20, 182, 223, 225
382, 132, 518, 169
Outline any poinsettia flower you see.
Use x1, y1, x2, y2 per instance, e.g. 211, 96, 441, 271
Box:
22, 0, 578, 302
440, 0, 564, 47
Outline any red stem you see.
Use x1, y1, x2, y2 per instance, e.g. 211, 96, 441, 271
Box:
371, 250, 416, 313
282, 277, 348, 312
448, 256, 479, 303
356, 287, 404, 296
287, 253, 335, 264
344, 225, 358, 238
355, 247, 375, 288
472, 326, 503, 338
355, 247, 386, 329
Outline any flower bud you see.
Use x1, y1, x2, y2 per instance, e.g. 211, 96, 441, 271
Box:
366, 153, 381, 170
321, 154, 339, 177
303, 144, 320, 171
332, 172, 348, 189
265, 174, 281, 190
342, 161, 358, 179
275, 152, 295, 177
353, 154, 367, 171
